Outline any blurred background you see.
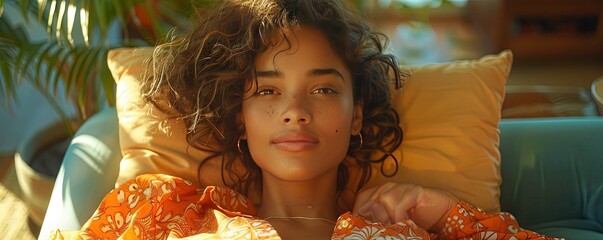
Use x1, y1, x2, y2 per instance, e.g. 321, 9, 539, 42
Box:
1, 0, 602, 238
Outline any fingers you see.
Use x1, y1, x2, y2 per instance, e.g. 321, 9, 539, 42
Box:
353, 183, 383, 216
353, 182, 394, 214
381, 183, 422, 223
354, 183, 423, 224
353, 182, 459, 230
369, 203, 390, 224
411, 188, 459, 230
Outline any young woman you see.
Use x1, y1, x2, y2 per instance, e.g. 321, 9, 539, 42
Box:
51, 0, 556, 239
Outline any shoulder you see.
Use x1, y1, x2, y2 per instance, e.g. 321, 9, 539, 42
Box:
115, 174, 256, 214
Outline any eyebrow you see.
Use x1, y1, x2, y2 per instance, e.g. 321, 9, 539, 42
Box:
256, 68, 344, 81
309, 68, 344, 81
254, 69, 279, 78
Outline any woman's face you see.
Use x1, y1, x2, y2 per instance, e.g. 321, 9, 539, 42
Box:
241, 26, 362, 182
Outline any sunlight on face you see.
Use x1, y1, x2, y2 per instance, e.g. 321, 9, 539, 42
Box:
241, 26, 363, 183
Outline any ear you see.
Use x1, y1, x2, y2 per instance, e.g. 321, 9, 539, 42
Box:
352, 100, 363, 134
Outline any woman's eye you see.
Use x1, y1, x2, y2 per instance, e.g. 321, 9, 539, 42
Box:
256, 88, 277, 96
312, 87, 337, 94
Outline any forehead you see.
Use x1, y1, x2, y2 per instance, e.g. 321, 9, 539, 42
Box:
254, 26, 346, 70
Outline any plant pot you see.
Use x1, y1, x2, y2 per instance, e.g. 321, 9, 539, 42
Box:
14, 121, 71, 228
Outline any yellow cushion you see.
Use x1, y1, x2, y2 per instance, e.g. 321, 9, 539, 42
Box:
371, 51, 512, 212
107, 47, 512, 213
108, 47, 224, 187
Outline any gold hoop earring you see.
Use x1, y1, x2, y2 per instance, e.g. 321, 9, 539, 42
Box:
237, 138, 245, 154
353, 132, 363, 152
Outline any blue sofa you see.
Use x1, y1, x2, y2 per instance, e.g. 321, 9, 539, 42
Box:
39, 107, 603, 239
499, 118, 603, 238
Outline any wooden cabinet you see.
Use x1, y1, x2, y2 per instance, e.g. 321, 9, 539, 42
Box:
467, 0, 603, 59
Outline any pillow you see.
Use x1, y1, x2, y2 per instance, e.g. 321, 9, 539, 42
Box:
369, 51, 512, 213
107, 47, 512, 213
108, 47, 225, 188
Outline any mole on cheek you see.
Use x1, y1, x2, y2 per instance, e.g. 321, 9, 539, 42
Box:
335, 129, 339, 133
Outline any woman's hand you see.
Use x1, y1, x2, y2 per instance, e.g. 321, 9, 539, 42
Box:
352, 182, 459, 231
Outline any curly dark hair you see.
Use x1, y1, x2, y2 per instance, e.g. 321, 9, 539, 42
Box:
141, 0, 403, 210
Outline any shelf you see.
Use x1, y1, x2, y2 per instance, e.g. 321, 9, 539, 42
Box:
509, 36, 601, 58
467, 0, 603, 59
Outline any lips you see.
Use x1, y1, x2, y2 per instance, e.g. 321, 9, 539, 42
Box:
271, 132, 319, 152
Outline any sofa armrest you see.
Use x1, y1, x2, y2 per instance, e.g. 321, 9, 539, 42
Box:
499, 117, 603, 230
38, 108, 121, 239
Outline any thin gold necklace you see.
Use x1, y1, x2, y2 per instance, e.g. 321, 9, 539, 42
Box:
264, 216, 336, 224
259, 204, 337, 224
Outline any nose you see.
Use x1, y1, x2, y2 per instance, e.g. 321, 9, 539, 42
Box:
281, 96, 311, 125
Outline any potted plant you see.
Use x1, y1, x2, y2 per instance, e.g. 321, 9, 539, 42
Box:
0, 0, 206, 230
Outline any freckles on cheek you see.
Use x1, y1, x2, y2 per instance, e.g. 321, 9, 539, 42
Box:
265, 105, 275, 118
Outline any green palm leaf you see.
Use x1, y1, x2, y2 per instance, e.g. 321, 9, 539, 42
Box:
1, 0, 206, 135
0, 15, 114, 132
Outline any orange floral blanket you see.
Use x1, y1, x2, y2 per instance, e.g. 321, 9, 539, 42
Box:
50, 174, 558, 239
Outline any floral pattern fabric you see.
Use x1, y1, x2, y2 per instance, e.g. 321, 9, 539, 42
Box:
50, 174, 558, 240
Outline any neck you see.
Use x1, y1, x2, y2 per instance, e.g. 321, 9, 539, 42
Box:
256, 171, 339, 222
